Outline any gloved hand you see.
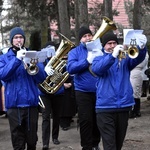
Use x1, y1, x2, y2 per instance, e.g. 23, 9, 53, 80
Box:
137, 34, 147, 49
44, 65, 54, 76
87, 49, 103, 64
112, 45, 124, 58
16, 49, 26, 60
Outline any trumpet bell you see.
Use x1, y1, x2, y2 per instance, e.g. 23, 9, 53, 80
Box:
27, 65, 39, 75
128, 46, 139, 59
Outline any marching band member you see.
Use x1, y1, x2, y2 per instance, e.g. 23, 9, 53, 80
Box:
0, 27, 46, 150
91, 31, 147, 150
39, 41, 64, 150
67, 26, 101, 150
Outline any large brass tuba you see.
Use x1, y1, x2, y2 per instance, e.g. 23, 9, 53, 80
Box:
88, 16, 117, 76
39, 33, 75, 94
92, 16, 117, 40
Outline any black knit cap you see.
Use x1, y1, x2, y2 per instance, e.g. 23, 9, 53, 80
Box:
78, 26, 92, 40
101, 32, 118, 47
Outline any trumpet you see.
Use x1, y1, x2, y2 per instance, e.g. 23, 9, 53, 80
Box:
18, 44, 39, 75
118, 39, 139, 60
26, 58, 39, 75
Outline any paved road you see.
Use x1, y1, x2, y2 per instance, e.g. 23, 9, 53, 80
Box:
1, 98, 150, 150
0, 114, 82, 150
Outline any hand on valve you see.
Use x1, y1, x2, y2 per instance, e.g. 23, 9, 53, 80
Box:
16, 49, 26, 60
112, 45, 124, 58
44, 65, 54, 76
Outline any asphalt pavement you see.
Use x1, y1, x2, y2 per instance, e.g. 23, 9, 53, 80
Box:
0, 114, 83, 150
1, 98, 150, 150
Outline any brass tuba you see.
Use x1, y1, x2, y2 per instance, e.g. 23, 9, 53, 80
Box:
88, 16, 117, 76
39, 33, 75, 94
92, 16, 117, 40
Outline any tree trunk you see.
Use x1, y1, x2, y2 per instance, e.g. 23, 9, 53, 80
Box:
57, 0, 71, 39
133, 0, 143, 29
74, 0, 89, 44
104, 0, 113, 20
78, 0, 89, 27
40, 16, 48, 48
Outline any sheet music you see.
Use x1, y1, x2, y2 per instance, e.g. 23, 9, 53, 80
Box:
22, 46, 56, 64
41, 45, 55, 57
23, 51, 47, 64
86, 38, 102, 51
123, 29, 143, 45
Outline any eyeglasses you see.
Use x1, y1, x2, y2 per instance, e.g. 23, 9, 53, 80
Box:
13, 36, 24, 40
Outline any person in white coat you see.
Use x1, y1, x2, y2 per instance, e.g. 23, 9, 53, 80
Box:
130, 52, 149, 118
141, 52, 149, 97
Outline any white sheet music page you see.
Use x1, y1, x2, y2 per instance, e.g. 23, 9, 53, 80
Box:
86, 38, 102, 51
123, 29, 143, 45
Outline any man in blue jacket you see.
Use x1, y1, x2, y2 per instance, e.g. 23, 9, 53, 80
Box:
0, 27, 46, 150
67, 26, 101, 150
91, 32, 147, 150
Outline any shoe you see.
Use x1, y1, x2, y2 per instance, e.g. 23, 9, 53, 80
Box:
129, 110, 136, 118
141, 93, 147, 97
136, 111, 141, 117
62, 127, 69, 131
42, 145, 49, 150
53, 139, 60, 145
92, 146, 100, 150
129, 110, 141, 118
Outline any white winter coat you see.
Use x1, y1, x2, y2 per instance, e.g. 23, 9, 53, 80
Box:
130, 52, 149, 98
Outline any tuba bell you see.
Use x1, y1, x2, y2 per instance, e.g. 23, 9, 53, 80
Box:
92, 16, 117, 41
88, 16, 117, 76
39, 33, 75, 94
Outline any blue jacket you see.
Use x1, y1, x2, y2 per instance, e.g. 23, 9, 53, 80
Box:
91, 46, 147, 111
0, 48, 46, 109
67, 43, 98, 92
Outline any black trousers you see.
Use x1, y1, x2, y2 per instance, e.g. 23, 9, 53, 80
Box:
96, 111, 129, 150
41, 94, 63, 146
7, 107, 39, 150
75, 91, 101, 150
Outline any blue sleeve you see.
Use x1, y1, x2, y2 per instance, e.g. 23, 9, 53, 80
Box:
67, 46, 89, 74
33, 62, 47, 84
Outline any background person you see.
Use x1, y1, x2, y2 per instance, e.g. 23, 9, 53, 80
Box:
67, 26, 101, 150
39, 41, 64, 150
60, 74, 77, 131
141, 52, 149, 98
91, 31, 147, 150
130, 51, 149, 118
0, 27, 46, 150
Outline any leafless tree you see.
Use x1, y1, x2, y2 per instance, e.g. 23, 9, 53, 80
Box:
133, 0, 143, 29
57, 0, 71, 39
